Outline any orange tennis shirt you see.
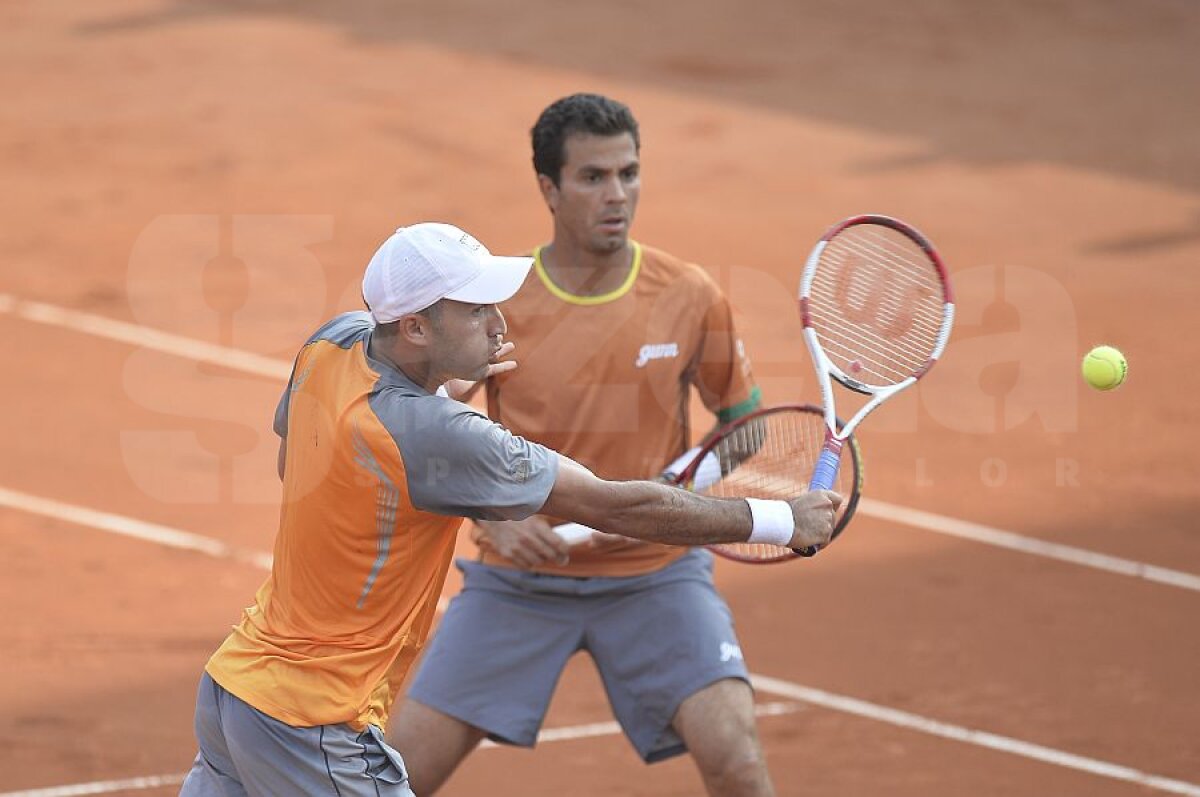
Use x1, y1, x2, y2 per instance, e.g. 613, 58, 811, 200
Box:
482, 242, 760, 577
205, 313, 557, 731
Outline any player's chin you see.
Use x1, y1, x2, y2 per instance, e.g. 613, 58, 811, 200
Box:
590, 232, 627, 253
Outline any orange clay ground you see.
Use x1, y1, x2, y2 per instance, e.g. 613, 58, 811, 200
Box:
1, 2, 1198, 795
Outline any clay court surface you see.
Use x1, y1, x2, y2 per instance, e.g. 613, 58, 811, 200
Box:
2, 1, 1198, 795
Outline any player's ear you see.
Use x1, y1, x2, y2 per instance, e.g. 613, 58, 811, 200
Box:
537, 173, 559, 214
398, 313, 432, 347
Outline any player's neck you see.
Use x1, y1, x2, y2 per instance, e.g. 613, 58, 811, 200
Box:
366, 333, 441, 394
540, 239, 634, 297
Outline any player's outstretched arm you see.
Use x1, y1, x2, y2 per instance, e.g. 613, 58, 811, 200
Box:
541, 455, 841, 550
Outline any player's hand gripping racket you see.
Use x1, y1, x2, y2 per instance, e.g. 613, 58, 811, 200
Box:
554, 404, 863, 564
797, 214, 954, 554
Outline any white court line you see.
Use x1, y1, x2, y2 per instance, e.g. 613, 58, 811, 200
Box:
479, 700, 801, 749
0, 486, 273, 571
0, 486, 453, 612
3, 485, 1197, 795
3, 299, 1193, 794
859, 498, 1200, 593
752, 674, 1200, 796
0, 294, 289, 380
4, 292, 1199, 590
0, 704, 802, 796
6, 679, 1200, 797
4, 293, 1197, 592
0, 775, 186, 797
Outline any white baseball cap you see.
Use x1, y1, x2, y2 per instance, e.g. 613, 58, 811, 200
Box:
362, 223, 533, 323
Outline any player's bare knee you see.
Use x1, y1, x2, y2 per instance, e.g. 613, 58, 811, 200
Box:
388, 700, 484, 795
696, 743, 772, 797
695, 732, 767, 777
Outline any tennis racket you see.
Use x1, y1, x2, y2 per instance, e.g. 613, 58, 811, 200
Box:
554, 404, 863, 563
797, 214, 954, 554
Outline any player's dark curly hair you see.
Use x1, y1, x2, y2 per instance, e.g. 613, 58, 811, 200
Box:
531, 93, 640, 186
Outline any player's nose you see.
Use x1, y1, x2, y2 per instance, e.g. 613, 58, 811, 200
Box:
603, 174, 627, 202
487, 305, 507, 336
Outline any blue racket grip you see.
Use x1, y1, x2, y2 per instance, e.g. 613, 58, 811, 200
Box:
808, 447, 842, 492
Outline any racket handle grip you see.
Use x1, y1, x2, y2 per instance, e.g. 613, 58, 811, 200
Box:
808, 447, 842, 492
797, 446, 843, 557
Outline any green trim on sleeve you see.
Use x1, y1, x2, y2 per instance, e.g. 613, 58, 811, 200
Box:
717, 385, 762, 424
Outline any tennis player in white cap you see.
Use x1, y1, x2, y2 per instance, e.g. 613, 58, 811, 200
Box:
179, 221, 840, 796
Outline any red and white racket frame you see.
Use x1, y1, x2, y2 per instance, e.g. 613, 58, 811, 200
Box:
687, 403, 864, 564
799, 214, 955, 478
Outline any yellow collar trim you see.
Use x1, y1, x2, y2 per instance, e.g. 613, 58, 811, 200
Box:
533, 242, 642, 306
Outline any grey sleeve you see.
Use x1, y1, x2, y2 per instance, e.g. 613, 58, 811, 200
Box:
386, 400, 558, 521
273, 352, 305, 438
273, 381, 292, 438
274, 312, 373, 439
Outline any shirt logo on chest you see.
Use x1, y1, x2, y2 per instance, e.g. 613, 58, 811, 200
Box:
635, 342, 679, 368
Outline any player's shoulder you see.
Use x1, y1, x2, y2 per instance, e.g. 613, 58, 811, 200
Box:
638, 244, 723, 297
369, 388, 511, 464
369, 383, 487, 437
303, 311, 372, 349
638, 244, 700, 276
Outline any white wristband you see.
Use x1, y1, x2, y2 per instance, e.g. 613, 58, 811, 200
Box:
744, 498, 794, 546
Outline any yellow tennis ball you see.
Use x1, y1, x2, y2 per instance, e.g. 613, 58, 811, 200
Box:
1081, 345, 1127, 391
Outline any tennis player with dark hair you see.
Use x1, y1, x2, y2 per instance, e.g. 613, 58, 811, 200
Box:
179, 221, 840, 796
392, 94, 784, 796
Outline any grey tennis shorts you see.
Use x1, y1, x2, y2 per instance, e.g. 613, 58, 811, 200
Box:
181, 672, 414, 797
407, 548, 750, 763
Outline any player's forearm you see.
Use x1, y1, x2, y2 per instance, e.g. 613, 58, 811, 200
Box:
593, 481, 754, 546
542, 459, 753, 545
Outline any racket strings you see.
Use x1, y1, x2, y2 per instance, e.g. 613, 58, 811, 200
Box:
827, 238, 946, 341
832, 233, 945, 321
811, 255, 942, 366
813, 316, 931, 382
703, 410, 855, 561
812, 237, 942, 358
825, 279, 945, 355
808, 226, 946, 385
810, 300, 933, 382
